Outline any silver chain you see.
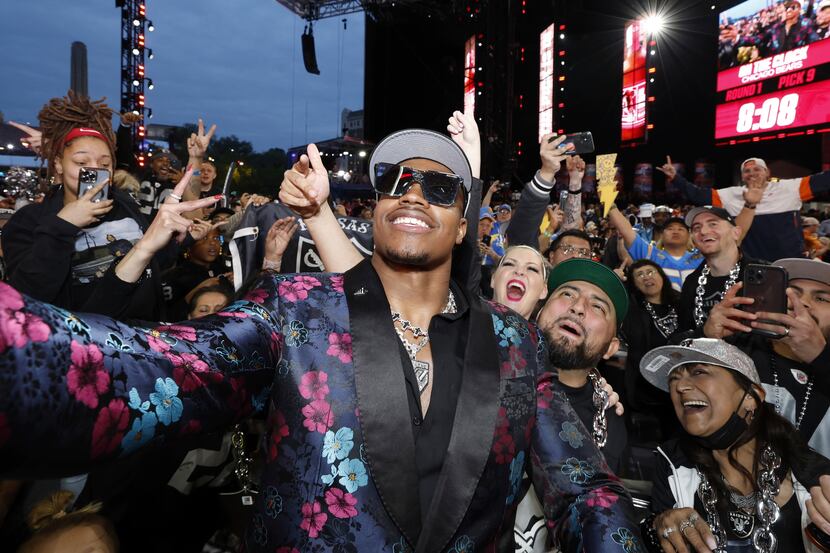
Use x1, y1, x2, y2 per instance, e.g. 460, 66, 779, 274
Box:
753, 445, 782, 553
587, 369, 608, 448
694, 262, 741, 327
697, 445, 782, 553
771, 355, 813, 430
644, 301, 679, 338
722, 474, 758, 512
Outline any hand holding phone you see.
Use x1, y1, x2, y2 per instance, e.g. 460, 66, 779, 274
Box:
79, 167, 111, 203
740, 264, 788, 338
548, 131, 595, 155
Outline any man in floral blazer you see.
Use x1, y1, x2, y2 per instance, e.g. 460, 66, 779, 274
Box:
0, 129, 642, 552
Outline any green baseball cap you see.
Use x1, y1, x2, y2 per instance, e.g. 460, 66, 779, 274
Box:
547, 258, 629, 324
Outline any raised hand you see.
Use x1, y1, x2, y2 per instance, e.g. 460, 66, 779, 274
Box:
447, 107, 481, 179
743, 184, 764, 207
120, 112, 142, 126
752, 288, 827, 363
187, 118, 217, 159
279, 143, 330, 220
703, 282, 757, 339
566, 154, 586, 188
264, 217, 300, 263
57, 181, 114, 228
8, 121, 42, 155
539, 133, 573, 182
656, 155, 677, 182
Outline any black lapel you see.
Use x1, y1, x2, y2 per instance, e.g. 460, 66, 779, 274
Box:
345, 259, 422, 545
415, 296, 500, 553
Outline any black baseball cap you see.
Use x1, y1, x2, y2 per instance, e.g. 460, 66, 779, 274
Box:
685, 206, 735, 227
661, 216, 689, 229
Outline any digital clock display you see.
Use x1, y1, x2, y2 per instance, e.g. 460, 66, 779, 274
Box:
715, 0, 830, 142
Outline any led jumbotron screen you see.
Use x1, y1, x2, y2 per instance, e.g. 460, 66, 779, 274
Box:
715, 0, 830, 142
621, 20, 647, 142
539, 23, 555, 143
464, 36, 476, 116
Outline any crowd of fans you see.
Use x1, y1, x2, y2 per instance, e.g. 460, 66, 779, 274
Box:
0, 89, 829, 553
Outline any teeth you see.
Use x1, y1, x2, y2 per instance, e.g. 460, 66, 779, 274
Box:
683, 400, 708, 407
508, 282, 526, 293
393, 217, 429, 228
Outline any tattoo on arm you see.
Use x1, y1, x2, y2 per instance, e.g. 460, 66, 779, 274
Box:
562, 193, 582, 230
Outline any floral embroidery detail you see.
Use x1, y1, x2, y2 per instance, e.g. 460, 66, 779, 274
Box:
0, 295, 50, 353
267, 409, 290, 461
322, 427, 354, 463
302, 399, 334, 434
392, 537, 412, 553
300, 500, 327, 538
330, 275, 344, 293
66, 341, 110, 409
149, 377, 183, 426
146, 329, 175, 353
321, 464, 337, 486
492, 407, 515, 464
324, 487, 358, 518
611, 527, 644, 553
156, 324, 196, 342
586, 488, 620, 509
284, 320, 309, 347
123, 412, 158, 453
264, 486, 283, 519
449, 535, 475, 553
326, 332, 352, 364
337, 458, 368, 493
561, 457, 595, 484
279, 275, 321, 302
492, 315, 521, 348
299, 370, 330, 400
251, 513, 268, 545
506, 451, 525, 504
558, 421, 584, 449
167, 351, 217, 393
91, 399, 129, 458
506, 314, 530, 337
244, 288, 269, 304
501, 345, 527, 378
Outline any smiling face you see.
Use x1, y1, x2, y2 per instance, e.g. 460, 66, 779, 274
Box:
537, 280, 619, 371
668, 363, 759, 438
54, 136, 113, 199
372, 158, 467, 269
492, 247, 548, 318
691, 212, 740, 256
741, 160, 769, 188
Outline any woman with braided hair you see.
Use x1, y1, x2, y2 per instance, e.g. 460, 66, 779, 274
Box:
1, 92, 219, 321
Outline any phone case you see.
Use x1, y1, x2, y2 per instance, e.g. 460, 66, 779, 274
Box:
740, 264, 788, 337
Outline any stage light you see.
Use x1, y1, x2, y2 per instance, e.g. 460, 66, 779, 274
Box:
146, 108, 153, 119
358, 151, 367, 158
133, 19, 141, 26
148, 21, 154, 31
132, 48, 140, 56
559, 33, 565, 39
147, 79, 154, 90
642, 14, 665, 35
132, 79, 140, 86
147, 49, 154, 60
6, 143, 14, 150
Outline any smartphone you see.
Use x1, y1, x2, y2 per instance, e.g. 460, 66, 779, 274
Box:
481, 234, 492, 247
79, 167, 111, 203
549, 131, 595, 155
740, 264, 788, 338
559, 190, 569, 206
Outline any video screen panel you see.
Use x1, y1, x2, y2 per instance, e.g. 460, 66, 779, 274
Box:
464, 36, 476, 116
539, 23, 556, 143
715, 0, 830, 141
621, 20, 648, 142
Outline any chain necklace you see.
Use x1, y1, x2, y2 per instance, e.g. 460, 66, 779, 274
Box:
694, 262, 741, 327
721, 474, 758, 512
771, 354, 813, 430
391, 291, 457, 395
586, 369, 608, 448
697, 444, 782, 553
644, 301, 678, 338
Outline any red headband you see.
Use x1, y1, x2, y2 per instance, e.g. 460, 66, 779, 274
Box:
61, 127, 110, 149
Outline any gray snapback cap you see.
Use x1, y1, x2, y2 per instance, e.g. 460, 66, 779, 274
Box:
368, 129, 473, 198
640, 338, 760, 392
774, 258, 830, 285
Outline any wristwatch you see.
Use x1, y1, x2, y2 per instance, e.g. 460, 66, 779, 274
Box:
743, 202, 757, 209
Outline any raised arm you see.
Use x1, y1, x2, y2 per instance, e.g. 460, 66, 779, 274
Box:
561, 155, 585, 231
735, 185, 762, 243
606, 204, 638, 249
657, 155, 715, 206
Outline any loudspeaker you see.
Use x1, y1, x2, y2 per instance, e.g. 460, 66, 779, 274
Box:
302, 27, 320, 75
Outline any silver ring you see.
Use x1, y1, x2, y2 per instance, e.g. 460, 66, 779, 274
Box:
661, 527, 676, 539
783, 326, 790, 337
688, 513, 699, 524
169, 193, 182, 202
680, 519, 694, 535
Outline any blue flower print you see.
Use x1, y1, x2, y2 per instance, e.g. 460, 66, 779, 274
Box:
391, 536, 412, 553
612, 527, 645, 553
449, 535, 474, 553
264, 486, 283, 519
251, 513, 268, 545
127, 387, 150, 413
492, 315, 521, 348
561, 457, 595, 484
283, 320, 309, 347
323, 427, 354, 463
123, 412, 158, 453
558, 421, 584, 449
321, 464, 337, 486
337, 458, 368, 493
506, 451, 525, 504
149, 377, 183, 426
506, 315, 530, 337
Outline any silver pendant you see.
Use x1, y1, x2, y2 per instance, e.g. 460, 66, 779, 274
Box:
413, 360, 430, 393
242, 495, 254, 506
728, 511, 754, 539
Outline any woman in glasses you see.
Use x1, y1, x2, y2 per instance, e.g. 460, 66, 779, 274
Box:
622, 260, 680, 439
639, 338, 830, 553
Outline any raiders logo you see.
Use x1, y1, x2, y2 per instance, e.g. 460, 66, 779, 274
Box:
728, 510, 754, 539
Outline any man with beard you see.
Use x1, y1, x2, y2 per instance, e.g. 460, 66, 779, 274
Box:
701, 257, 830, 457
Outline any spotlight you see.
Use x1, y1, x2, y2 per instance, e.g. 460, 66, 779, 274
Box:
147, 79, 154, 90
642, 14, 665, 35
146, 108, 153, 119
559, 33, 565, 39
132, 48, 140, 56
132, 79, 140, 86
147, 49, 154, 60
358, 151, 367, 158
132, 18, 141, 26
148, 21, 154, 31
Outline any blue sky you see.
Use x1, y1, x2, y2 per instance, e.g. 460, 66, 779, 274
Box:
0, 0, 365, 151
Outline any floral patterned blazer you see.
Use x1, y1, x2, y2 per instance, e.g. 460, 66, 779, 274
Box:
0, 259, 643, 553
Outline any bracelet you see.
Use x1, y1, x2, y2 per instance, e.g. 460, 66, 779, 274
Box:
743, 202, 756, 209
262, 258, 281, 272
192, 170, 201, 176
641, 513, 665, 552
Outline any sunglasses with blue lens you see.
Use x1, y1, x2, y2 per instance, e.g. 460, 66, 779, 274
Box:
373, 162, 465, 207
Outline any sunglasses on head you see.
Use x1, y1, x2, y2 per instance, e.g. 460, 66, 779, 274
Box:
373, 162, 465, 207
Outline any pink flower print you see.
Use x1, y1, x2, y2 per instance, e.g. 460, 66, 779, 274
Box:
66, 341, 110, 409
244, 288, 269, 304
0, 284, 23, 311
91, 399, 129, 458
586, 488, 619, 509
146, 324, 195, 353
0, 296, 50, 353
275, 549, 300, 553
324, 488, 358, 519
301, 399, 334, 434
157, 324, 196, 342
299, 371, 329, 400
300, 500, 327, 538
146, 329, 172, 352
326, 333, 352, 364
167, 351, 218, 392
0, 412, 10, 447
268, 410, 290, 461
278, 275, 321, 302
330, 275, 344, 293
